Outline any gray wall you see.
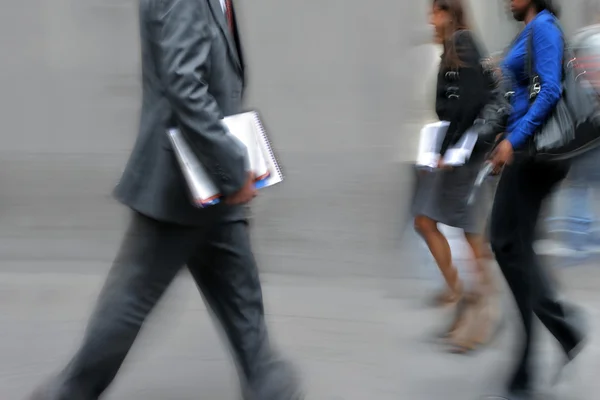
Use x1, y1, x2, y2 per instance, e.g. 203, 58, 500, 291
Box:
3, 1, 589, 278
469, 0, 521, 53
468, 0, 600, 44
0, 0, 429, 278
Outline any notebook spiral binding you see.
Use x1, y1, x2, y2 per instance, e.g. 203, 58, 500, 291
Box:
251, 111, 283, 180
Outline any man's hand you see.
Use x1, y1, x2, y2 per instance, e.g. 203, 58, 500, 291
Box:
490, 139, 514, 174
225, 173, 257, 205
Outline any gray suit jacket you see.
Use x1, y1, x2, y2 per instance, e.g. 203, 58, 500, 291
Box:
114, 0, 248, 225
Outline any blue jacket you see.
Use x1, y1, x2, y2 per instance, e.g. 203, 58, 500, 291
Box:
502, 10, 564, 149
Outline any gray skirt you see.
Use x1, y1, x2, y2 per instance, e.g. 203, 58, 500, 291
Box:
411, 162, 495, 234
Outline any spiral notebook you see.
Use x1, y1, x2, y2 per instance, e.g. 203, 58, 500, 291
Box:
167, 111, 283, 207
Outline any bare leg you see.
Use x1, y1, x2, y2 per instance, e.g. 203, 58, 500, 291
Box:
414, 215, 461, 304
437, 231, 503, 354
464, 233, 494, 292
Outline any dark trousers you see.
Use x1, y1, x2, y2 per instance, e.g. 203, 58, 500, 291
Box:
490, 159, 583, 392
48, 211, 297, 400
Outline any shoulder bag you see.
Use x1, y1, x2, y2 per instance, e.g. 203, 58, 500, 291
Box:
526, 22, 600, 161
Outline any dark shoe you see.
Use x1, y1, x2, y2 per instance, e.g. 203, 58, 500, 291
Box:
553, 336, 588, 386
29, 381, 60, 400
553, 309, 589, 385
29, 380, 87, 400
29, 388, 49, 400
29, 385, 58, 400
480, 389, 537, 400
243, 358, 304, 400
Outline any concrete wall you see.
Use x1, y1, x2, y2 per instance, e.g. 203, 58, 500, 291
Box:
0, 0, 430, 279
467, 0, 520, 54
467, 0, 600, 43
5, 1, 591, 279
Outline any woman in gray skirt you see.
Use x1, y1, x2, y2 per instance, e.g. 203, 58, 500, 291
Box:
413, 0, 499, 353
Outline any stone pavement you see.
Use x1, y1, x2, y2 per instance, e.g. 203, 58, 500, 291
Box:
1, 266, 599, 400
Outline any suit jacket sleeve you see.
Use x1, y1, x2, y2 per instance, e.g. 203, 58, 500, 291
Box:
439, 31, 487, 156
155, 0, 247, 196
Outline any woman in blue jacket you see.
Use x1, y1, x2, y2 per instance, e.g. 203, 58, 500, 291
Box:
487, 1, 587, 398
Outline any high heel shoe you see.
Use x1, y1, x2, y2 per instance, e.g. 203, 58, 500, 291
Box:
430, 268, 463, 307
434, 293, 469, 342
445, 291, 504, 355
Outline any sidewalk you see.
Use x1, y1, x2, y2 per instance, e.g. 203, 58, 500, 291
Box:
1, 269, 598, 399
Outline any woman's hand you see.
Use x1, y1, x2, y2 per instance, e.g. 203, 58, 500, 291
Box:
490, 139, 514, 174
437, 158, 453, 170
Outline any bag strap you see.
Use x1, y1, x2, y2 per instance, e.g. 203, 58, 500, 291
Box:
526, 17, 568, 103
526, 27, 540, 103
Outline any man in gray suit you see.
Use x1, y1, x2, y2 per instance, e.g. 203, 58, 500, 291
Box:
31, 0, 301, 399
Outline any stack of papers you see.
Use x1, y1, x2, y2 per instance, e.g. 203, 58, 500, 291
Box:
416, 121, 477, 169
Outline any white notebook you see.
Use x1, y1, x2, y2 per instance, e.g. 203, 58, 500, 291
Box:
167, 111, 283, 207
416, 121, 477, 169
416, 121, 449, 169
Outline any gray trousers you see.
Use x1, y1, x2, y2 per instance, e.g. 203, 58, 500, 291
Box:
45, 211, 298, 400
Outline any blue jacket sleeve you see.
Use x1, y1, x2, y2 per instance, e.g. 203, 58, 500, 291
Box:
507, 21, 563, 149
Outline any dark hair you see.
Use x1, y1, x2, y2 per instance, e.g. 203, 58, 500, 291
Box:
532, 0, 561, 18
433, 0, 470, 69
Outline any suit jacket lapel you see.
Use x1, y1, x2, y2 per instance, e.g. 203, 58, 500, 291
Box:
207, 0, 243, 73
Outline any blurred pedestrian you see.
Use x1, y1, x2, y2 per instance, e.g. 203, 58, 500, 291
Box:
558, 145, 600, 254
550, 24, 600, 256
30, 1, 302, 399
412, 0, 501, 354
486, 0, 588, 398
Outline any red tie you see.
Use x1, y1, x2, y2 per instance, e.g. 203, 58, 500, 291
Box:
225, 0, 235, 34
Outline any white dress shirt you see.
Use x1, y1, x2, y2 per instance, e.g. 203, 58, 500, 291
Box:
220, 0, 226, 13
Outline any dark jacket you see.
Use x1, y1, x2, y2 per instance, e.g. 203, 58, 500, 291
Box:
114, 0, 248, 226
436, 30, 491, 156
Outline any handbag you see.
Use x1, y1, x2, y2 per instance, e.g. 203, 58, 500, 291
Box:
526, 23, 600, 161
